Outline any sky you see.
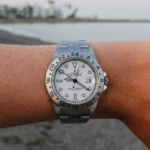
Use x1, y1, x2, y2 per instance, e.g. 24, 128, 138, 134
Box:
0, 0, 150, 19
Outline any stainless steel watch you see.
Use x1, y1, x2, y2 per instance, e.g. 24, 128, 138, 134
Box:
45, 40, 108, 123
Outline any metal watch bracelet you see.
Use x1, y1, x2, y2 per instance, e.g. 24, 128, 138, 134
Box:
53, 40, 96, 123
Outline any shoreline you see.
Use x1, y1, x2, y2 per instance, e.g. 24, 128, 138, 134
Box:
0, 30, 55, 45
1, 18, 150, 23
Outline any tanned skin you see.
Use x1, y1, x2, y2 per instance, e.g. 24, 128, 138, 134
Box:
0, 41, 150, 147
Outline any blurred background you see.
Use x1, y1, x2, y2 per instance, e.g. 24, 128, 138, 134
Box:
0, 0, 149, 150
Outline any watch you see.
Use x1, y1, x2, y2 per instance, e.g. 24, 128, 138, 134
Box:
45, 40, 108, 123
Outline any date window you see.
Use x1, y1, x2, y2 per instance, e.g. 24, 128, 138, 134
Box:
85, 78, 92, 83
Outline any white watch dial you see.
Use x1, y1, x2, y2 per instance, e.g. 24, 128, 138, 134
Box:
52, 59, 97, 104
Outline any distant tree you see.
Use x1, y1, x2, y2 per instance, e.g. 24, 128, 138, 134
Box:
48, 0, 55, 5
47, 0, 55, 18
53, 8, 63, 18
26, 5, 34, 18
16, 7, 27, 19
67, 8, 78, 19
48, 0, 63, 19
9, 7, 18, 18
3, 5, 9, 18
0, 6, 2, 18
64, 2, 79, 19
64, 3, 72, 9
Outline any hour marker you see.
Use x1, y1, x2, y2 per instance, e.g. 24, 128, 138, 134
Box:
65, 65, 68, 68
74, 94, 77, 100
65, 94, 69, 97
82, 93, 86, 97
88, 87, 91, 91
88, 71, 91, 74
56, 80, 63, 83
81, 64, 85, 68
59, 69, 64, 74
59, 88, 63, 91
72, 62, 77, 68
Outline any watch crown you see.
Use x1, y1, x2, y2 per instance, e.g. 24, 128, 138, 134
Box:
103, 72, 109, 85
104, 76, 109, 85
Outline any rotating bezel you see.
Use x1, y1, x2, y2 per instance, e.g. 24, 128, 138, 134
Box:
45, 52, 105, 110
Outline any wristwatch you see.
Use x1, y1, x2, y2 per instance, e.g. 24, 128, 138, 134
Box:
45, 40, 108, 123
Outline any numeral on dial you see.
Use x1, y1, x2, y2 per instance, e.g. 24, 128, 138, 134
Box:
46, 78, 50, 84
49, 91, 55, 98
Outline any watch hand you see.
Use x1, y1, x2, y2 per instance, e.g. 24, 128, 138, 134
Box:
62, 72, 89, 91
63, 72, 73, 80
77, 82, 90, 91
73, 63, 81, 88
76, 63, 81, 77
73, 79, 89, 91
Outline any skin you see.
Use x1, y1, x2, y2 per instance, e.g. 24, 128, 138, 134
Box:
0, 41, 150, 147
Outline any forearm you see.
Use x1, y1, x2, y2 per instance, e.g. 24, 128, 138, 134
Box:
0, 42, 150, 146
93, 41, 150, 118
92, 41, 150, 147
0, 45, 57, 127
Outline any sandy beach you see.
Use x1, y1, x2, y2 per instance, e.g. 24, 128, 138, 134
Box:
0, 30, 53, 45
0, 30, 148, 150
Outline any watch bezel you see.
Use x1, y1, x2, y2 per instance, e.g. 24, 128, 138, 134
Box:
45, 52, 105, 110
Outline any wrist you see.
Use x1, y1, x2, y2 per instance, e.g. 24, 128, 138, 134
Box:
90, 42, 141, 119
0, 45, 57, 128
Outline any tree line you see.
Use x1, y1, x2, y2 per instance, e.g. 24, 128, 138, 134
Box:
0, 0, 78, 19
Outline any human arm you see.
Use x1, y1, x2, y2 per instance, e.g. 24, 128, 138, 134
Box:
0, 41, 150, 147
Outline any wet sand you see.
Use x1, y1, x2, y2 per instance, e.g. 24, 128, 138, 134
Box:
0, 30, 53, 45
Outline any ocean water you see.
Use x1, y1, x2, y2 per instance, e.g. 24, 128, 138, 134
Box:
0, 22, 150, 43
